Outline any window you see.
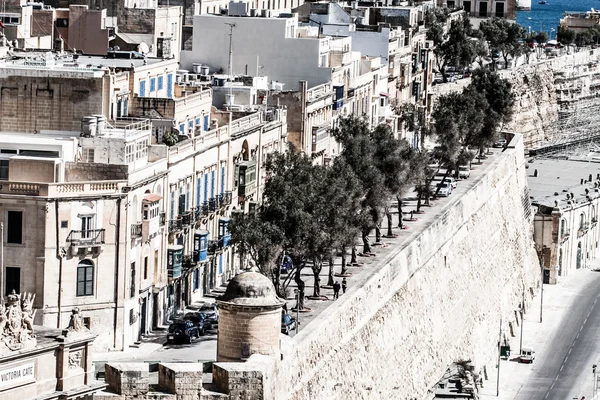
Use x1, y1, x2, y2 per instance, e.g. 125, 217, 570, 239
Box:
170, 190, 175, 220
221, 166, 225, 194
82, 148, 94, 163
196, 117, 201, 126
80, 215, 94, 239
126, 144, 135, 163
56, 18, 69, 27
139, 80, 146, 97
150, 78, 156, 92
203, 174, 208, 202
186, 183, 190, 211
196, 177, 201, 207
219, 254, 223, 274
144, 256, 148, 280
179, 123, 185, 134
76, 260, 94, 296
7, 211, 23, 244
5, 267, 20, 294
158, 76, 164, 90
211, 170, 215, 199
561, 219, 567, 235
203, 115, 210, 131
130, 262, 136, 298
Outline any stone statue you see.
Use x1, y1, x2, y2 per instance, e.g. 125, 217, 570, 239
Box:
63, 307, 89, 338
0, 291, 37, 352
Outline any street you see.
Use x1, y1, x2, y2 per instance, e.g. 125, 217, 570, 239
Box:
516, 270, 600, 400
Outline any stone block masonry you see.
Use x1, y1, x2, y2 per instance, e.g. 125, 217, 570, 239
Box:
232, 134, 540, 399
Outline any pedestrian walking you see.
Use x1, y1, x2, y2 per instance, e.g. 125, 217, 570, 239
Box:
333, 281, 341, 300
341, 278, 347, 294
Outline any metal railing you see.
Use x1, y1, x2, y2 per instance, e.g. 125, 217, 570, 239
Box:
131, 223, 142, 238
219, 191, 232, 207
159, 212, 166, 227
67, 229, 105, 246
181, 212, 193, 226
207, 240, 218, 255
169, 218, 183, 232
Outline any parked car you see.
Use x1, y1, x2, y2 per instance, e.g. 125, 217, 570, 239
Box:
167, 320, 200, 344
281, 313, 297, 335
434, 177, 457, 189
431, 182, 452, 197
519, 347, 535, 364
493, 138, 507, 148
183, 312, 208, 335
458, 165, 471, 179
198, 303, 219, 327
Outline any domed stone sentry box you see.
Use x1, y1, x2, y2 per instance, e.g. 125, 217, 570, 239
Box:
216, 271, 285, 362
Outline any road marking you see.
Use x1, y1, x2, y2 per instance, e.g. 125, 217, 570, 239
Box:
585, 317, 588, 324
551, 382, 555, 389
565, 356, 568, 362
556, 373, 560, 380
581, 325, 584, 332
577, 332, 580, 339
560, 365, 564, 371
545, 393, 549, 399
569, 348, 572, 355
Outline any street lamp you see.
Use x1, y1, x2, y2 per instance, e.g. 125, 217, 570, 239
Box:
527, 17, 543, 34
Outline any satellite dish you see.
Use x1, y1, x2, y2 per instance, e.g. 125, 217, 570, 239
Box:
138, 42, 150, 55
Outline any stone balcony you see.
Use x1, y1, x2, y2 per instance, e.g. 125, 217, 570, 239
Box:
0, 180, 127, 197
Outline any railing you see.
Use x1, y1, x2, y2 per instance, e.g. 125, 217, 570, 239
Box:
209, 198, 217, 212
159, 212, 166, 227
207, 240, 218, 255
67, 229, 105, 246
169, 218, 183, 232
0, 180, 126, 197
218, 234, 231, 248
219, 191, 232, 207
307, 82, 333, 102
578, 223, 590, 237
180, 212, 192, 226
131, 223, 142, 238
230, 112, 263, 136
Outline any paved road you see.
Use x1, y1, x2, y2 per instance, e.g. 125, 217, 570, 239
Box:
516, 271, 600, 400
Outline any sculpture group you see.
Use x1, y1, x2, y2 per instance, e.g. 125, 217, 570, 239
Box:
0, 291, 36, 352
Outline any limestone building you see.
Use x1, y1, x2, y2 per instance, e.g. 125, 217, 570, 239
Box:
529, 157, 600, 284
436, 0, 517, 20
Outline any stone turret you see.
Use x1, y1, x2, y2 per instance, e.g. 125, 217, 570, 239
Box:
216, 270, 285, 362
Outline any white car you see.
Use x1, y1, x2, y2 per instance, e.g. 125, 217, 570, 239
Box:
458, 165, 471, 179
434, 177, 457, 189
431, 182, 452, 197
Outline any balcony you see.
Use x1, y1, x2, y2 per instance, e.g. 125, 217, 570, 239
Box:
207, 240, 219, 255
159, 212, 166, 227
131, 222, 142, 239
209, 198, 217, 212
180, 212, 193, 226
67, 229, 105, 246
169, 218, 183, 232
219, 191, 232, 207
578, 222, 590, 237
201, 202, 210, 216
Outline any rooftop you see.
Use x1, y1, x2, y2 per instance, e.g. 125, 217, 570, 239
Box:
527, 157, 600, 208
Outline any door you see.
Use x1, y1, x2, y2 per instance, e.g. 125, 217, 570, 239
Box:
479, 2, 488, 17
463, 0, 471, 13
81, 215, 93, 239
167, 74, 173, 98
495, 2, 504, 17
577, 242, 582, 269
140, 297, 147, 339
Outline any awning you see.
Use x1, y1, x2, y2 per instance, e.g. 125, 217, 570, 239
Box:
143, 194, 163, 203
379, 92, 390, 97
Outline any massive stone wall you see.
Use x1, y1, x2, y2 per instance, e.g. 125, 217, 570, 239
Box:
219, 134, 540, 400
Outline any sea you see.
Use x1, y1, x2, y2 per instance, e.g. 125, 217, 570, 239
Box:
516, 0, 599, 37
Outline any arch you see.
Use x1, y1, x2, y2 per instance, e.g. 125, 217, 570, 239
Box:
241, 140, 249, 161
580, 212, 586, 229
560, 219, 567, 236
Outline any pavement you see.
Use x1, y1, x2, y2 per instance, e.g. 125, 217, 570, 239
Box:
480, 265, 600, 400
90, 149, 504, 380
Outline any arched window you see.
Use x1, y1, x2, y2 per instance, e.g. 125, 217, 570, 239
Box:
580, 213, 586, 229
76, 260, 94, 297
561, 219, 567, 236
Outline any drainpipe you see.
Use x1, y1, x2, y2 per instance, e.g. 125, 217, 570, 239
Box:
55, 200, 63, 328
113, 197, 122, 349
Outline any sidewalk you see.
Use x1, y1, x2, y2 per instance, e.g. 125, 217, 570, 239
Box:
480, 267, 599, 399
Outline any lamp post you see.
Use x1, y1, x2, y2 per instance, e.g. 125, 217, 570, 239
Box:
295, 289, 300, 334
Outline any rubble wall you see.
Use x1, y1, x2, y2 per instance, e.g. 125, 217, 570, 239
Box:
270, 135, 540, 399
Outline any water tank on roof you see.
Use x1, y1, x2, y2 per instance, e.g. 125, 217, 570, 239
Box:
82, 116, 98, 137
94, 115, 106, 135
249, 8, 257, 17
201, 66, 210, 75
193, 63, 203, 74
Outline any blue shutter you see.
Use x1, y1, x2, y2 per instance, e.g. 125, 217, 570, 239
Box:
195, 117, 201, 126
189, 120, 193, 129
211, 170, 215, 199
179, 123, 185, 134
220, 166, 225, 194
170, 191, 175, 220
219, 255, 223, 274
150, 78, 156, 92
196, 177, 201, 207
186, 183, 190, 210
167, 74, 173, 98
158, 76, 164, 90
203, 115, 209, 131
139, 80, 146, 97
203, 174, 208, 202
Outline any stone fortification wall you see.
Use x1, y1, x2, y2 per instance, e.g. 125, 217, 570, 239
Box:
433, 49, 600, 150
237, 135, 540, 399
